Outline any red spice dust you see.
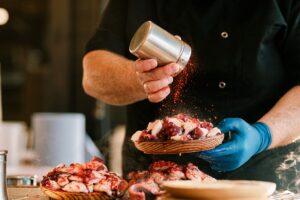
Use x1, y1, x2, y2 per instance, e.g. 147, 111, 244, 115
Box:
160, 55, 196, 114
171, 59, 196, 104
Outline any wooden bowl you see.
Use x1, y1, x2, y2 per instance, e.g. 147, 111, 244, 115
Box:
134, 134, 224, 154
40, 186, 111, 200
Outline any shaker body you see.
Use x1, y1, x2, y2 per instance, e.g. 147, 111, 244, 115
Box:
0, 150, 8, 200
129, 21, 191, 72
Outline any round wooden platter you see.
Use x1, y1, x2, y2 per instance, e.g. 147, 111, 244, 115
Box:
40, 186, 112, 200
134, 134, 224, 154
161, 180, 276, 200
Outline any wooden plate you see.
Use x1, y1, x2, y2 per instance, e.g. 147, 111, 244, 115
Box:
158, 194, 270, 200
134, 134, 224, 154
162, 180, 276, 199
41, 186, 111, 200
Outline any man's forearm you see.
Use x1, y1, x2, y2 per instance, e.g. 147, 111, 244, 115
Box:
82, 50, 147, 105
259, 86, 300, 148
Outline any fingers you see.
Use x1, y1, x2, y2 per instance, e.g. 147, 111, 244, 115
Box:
143, 77, 173, 103
148, 87, 171, 103
209, 153, 248, 172
137, 63, 179, 83
197, 141, 238, 158
135, 59, 158, 72
197, 142, 244, 172
217, 118, 247, 134
174, 35, 182, 40
135, 59, 179, 103
143, 77, 173, 94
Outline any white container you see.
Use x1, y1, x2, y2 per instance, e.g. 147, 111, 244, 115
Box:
0, 122, 27, 166
32, 113, 85, 166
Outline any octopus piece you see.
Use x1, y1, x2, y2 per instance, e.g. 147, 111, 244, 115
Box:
127, 160, 216, 200
55, 163, 84, 176
57, 176, 69, 187
183, 121, 197, 135
200, 121, 214, 130
128, 180, 162, 200
86, 183, 94, 193
134, 113, 221, 142
55, 164, 66, 169
167, 117, 183, 127
94, 172, 126, 197
94, 180, 112, 196
185, 162, 215, 182
41, 157, 128, 198
202, 175, 217, 182
170, 134, 182, 141
189, 127, 203, 139
107, 173, 121, 191
207, 127, 221, 137
147, 120, 163, 137
127, 171, 149, 182
43, 170, 61, 183
139, 130, 156, 141
47, 180, 61, 190
168, 166, 185, 180
62, 181, 88, 193
174, 113, 191, 122
131, 130, 143, 142
149, 172, 165, 185
157, 121, 181, 141
87, 178, 101, 185
199, 127, 209, 138
90, 170, 106, 180
68, 175, 83, 182
128, 184, 156, 200
149, 160, 178, 172
116, 179, 129, 196
57, 173, 69, 177
83, 156, 108, 171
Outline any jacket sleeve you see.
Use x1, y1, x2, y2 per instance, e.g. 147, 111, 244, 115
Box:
85, 0, 128, 55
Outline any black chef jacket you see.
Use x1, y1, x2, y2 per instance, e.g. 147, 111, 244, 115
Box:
85, 0, 300, 192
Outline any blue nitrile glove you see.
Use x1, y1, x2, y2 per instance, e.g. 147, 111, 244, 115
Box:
193, 118, 272, 172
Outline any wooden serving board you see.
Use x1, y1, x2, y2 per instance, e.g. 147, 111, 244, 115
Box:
134, 134, 224, 154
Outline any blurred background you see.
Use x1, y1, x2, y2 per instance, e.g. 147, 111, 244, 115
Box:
0, 0, 126, 179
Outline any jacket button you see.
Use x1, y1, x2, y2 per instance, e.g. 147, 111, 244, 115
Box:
221, 32, 229, 38
219, 81, 226, 89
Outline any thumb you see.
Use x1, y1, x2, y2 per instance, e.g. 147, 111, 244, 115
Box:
217, 118, 246, 135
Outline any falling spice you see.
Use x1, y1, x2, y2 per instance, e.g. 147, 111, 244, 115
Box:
171, 58, 196, 104
159, 55, 197, 115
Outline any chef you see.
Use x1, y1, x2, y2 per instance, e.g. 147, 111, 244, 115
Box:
82, 0, 300, 192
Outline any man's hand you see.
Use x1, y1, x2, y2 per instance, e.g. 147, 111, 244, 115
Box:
135, 59, 180, 103
193, 118, 272, 172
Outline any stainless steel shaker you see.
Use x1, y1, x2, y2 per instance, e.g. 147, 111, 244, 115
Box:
0, 150, 8, 200
129, 21, 192, 74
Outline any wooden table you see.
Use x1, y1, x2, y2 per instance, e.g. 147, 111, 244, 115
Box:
8, 187, 49, 200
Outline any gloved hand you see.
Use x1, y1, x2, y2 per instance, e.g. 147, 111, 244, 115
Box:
193, 118, 272, 172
